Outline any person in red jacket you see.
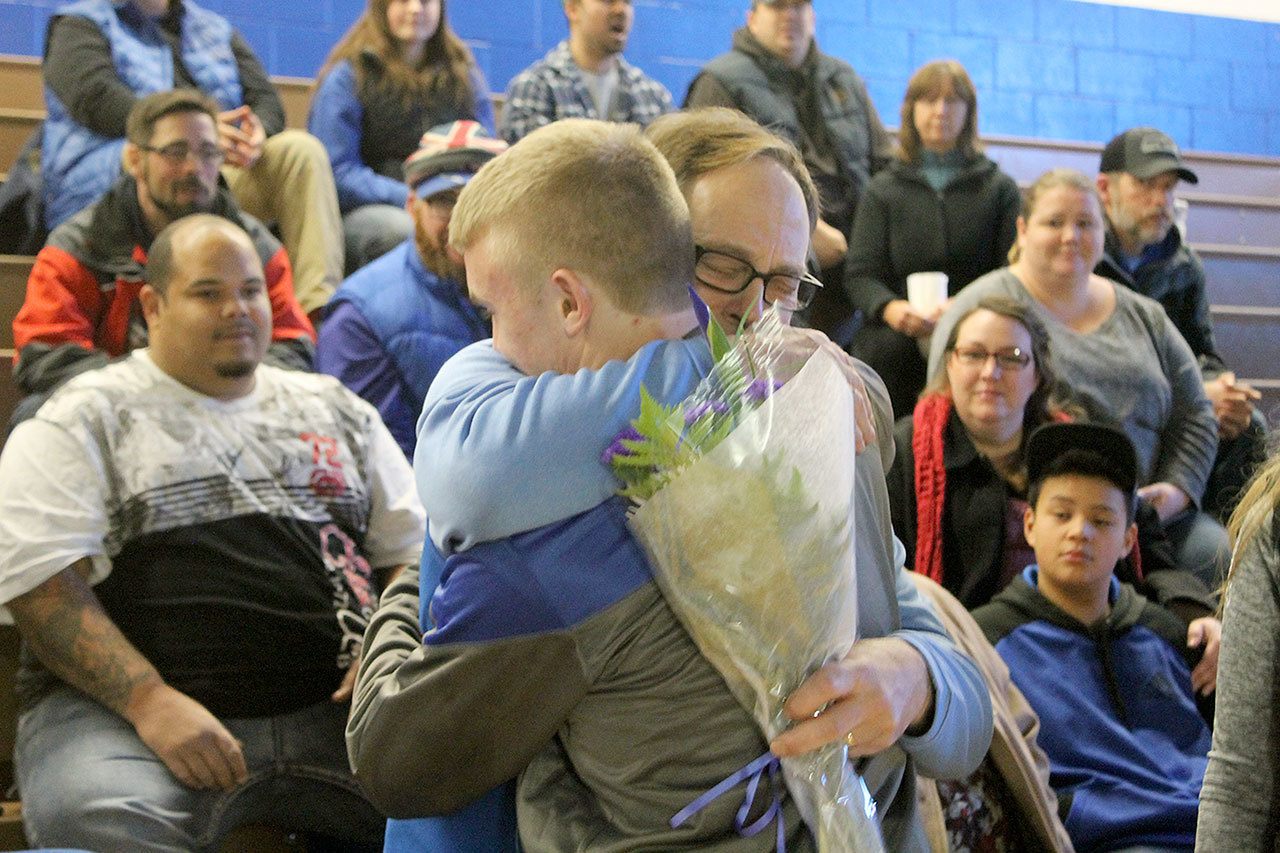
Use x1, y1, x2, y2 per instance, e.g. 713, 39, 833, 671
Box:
12, 89, 314, 427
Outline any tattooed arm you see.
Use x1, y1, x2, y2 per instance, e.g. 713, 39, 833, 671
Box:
7, 559, 248, 791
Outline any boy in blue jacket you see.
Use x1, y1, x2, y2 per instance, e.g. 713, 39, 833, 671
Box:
974, 422, 1214, 853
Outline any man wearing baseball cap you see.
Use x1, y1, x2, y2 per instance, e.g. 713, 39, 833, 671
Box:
318, 120, 506, 457
1095, 127, 1264, 521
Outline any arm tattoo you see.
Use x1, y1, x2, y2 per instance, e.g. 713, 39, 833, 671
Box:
8, 565, 160, 716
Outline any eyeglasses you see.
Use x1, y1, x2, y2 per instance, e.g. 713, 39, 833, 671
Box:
138, 141, 225, 166
950, 345, 1032, 371
694, 246, 823, 312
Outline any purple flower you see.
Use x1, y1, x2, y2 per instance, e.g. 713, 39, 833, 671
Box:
744, 377, 783, 403
602, 425, 644, 466
684, 399, 730, 424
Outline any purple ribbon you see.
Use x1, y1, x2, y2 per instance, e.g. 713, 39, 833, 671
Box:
671, 750, 786, 851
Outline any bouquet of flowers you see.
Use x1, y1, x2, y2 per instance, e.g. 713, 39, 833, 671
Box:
605, 310, 883, 852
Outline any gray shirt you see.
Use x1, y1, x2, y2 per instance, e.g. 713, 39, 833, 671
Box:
926, 268, 1217, 504
1196, 509, 1280, 849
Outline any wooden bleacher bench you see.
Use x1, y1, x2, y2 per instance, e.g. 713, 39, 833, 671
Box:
0, 256, 30, 441
0, 256, 32, 352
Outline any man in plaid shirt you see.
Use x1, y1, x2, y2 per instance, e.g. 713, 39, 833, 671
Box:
498, 0, 673, 143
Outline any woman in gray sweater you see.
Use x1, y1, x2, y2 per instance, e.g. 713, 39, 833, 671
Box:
928, 168, 1226, 587
1197, 449, 1280, 849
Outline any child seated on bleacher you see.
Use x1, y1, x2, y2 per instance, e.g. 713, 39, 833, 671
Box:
974, 422, 1214, 853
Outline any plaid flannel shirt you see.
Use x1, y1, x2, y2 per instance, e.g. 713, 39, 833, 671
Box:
498, 41, 674, 143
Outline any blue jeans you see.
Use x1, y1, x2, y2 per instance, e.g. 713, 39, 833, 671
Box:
343, 204, 412, 276
16, 685, 384, 852
1163, 506, 1232, 589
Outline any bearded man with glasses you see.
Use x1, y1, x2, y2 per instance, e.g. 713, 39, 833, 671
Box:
12, 90, 315, 428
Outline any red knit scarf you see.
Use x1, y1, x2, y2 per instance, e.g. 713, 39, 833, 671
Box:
909, 397, 1142, 584
911, 394, 952, 584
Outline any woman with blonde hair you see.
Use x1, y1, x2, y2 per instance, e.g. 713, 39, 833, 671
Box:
1197, 446, 1280, 848
844, 59, 1021, 416
309, 0, 493, 272
928, 167, 1226, 587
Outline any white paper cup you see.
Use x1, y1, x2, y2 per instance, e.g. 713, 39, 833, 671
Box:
906, 271, 949, 314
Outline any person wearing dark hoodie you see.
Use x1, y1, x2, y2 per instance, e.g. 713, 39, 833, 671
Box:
974, 422, 1216, 852
843, 60, 1021, 417
11, 90, 315, 428
685, 0, 892, 342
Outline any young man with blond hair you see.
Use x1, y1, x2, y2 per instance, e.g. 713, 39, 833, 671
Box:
350, 118, 991, 851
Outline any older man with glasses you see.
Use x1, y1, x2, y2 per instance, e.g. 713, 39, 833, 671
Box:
685, 0, 892, 342
12, 89, 315, 428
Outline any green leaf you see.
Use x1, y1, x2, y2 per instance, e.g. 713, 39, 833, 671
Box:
706, 314, 732, 363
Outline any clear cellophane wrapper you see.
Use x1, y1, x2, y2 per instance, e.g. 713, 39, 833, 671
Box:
627, 312, 883, 852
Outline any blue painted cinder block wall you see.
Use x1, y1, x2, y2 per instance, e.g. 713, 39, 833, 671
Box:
3, 0, 1279, 156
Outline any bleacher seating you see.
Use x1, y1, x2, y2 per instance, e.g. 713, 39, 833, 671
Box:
2, 54, 1278, 407
5, 51, 1278, 420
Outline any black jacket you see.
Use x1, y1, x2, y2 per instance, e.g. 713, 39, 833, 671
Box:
843, 153, 1021, 322
1095, 225, 1225, 376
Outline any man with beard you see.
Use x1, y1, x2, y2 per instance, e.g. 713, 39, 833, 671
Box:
498, 0, 673, 143
685, 0, 892, 342
11, 89, 314, 427
1094, 127, 1265, 520
0, 213, 425, 850
318, 121, 505, 458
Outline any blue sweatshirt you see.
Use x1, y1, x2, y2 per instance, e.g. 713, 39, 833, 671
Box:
974, 566, 1210, 852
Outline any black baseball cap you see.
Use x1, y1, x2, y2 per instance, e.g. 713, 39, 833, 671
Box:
1099, 127, 1198, 184
1026, 422, 1138, 501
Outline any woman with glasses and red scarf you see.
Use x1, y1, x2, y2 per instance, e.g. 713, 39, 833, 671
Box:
891, 295, 1219, 629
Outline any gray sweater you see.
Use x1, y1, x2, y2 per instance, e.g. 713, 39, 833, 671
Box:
926, 268, 1217, 503
1196, 509, 1280, 849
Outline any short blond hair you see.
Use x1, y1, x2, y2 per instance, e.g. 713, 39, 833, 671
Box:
449, 119, 693, 315
645, 108, 819, 232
